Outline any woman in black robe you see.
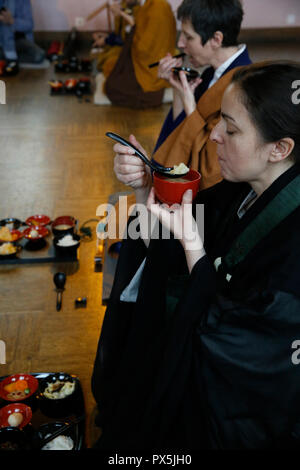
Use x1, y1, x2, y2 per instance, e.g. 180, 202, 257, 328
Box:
92, 61, 300, 450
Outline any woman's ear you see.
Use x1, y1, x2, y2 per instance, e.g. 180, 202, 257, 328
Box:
269, 137, 295, 162
210, 31, 223, 49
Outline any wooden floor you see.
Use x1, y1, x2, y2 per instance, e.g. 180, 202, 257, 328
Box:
0, 40, 299, 448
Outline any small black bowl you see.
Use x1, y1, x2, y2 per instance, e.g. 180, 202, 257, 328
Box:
0, 426, 27, 451
38, 373, 78, 418
53, 234, 80, 259
37, 421, 76, 450
171, 66, 200, 81
77, 78, 91, 93
0, 218, 23, 230
0, 244, 22, 259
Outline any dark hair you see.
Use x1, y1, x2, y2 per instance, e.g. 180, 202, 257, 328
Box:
232, 61, 300, 163
177, 0, 243, 47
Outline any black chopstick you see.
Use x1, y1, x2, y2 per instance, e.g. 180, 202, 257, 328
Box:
148, 52, 185, 68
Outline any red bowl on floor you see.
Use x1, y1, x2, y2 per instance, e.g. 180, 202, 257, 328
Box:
23, 226, 49, 240
25, 215, 51, 227
0, 374, 39, 402
153, 169, 201, 205
0, 403, 32, 429
49, 80, 63, 90
65, 78, 78, 89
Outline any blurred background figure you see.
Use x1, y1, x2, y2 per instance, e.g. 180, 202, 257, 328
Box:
103, 0, 177, 108
0, 0, 45, 67
93, 0, 140, 78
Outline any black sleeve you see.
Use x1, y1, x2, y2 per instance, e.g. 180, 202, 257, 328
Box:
185, 258, 300, 448
145, 255, 300, 449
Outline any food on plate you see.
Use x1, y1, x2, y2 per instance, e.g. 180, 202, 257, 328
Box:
4, 379, 31, 400
56, 235, 79, 247
0, 243, 16, 255
0, 226, 13, 241
29, 228, 39, 238
23, 225, 48, 240
42, 434, 74, 450
7, 412, 23, 427
26, 215, 51, 227
43, 380, 75, 399
169, 162, 189, 175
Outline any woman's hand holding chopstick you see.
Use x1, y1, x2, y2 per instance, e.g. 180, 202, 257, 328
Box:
157, 53, 184, 83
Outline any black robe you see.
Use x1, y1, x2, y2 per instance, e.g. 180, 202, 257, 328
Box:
92, 163, 300, 450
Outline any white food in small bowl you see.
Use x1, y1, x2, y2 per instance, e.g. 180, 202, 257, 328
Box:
169, 162, 189, 175
56, 235, 79, 247
42, 434, 74, 450
7, 412, 23, 427
29, 229, 39, 238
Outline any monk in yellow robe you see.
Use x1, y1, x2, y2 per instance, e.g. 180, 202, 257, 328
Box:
104, 0, 177, 108
94, 0, 140, 78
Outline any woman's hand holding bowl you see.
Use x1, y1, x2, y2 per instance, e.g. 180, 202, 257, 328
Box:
147, 187, 204, 249
157, 53, 183, 82
170, 69, 202, 117
158, 54, 202, 116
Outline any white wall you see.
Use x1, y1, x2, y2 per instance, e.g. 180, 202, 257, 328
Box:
31, 0, 300, 31
242, 0, 300, 28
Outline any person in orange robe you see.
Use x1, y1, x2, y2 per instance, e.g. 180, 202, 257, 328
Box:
104, 0, 177, 108
94, 0, 140, 78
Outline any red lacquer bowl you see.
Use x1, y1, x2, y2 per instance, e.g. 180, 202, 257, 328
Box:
0, 229, 23, 243
23, 226, 49, 240
51, 215, 76, 236
0, 403, 32, 429
0, 374, 39, 402
153, 169, 201, 205
49, 80, 63, 90
25, 215, 51, 227
65, 78, 78, 89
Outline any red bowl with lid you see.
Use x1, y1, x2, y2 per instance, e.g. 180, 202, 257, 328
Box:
153, 169, 201, 205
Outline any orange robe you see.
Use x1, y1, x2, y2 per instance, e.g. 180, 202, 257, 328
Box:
152, 68, 239, 190
130, 0, 177, 92
100, 3, 140, 78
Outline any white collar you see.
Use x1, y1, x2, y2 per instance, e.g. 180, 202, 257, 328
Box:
208, 44, 246, 88
237, 189, 257, 219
